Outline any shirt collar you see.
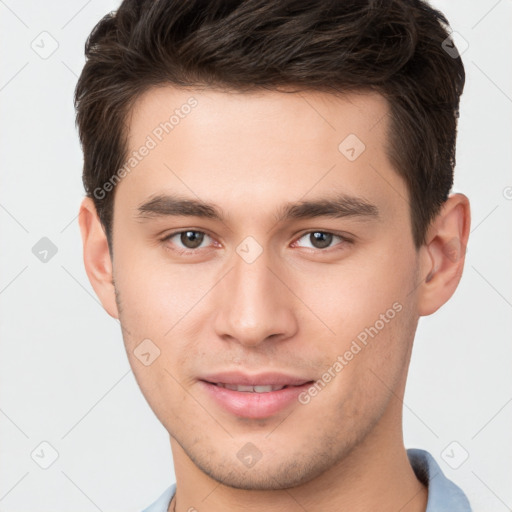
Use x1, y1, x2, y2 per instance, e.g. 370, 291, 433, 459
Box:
407, 448, 472, 511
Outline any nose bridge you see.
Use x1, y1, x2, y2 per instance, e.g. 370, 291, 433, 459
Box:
213, 240, 297, 346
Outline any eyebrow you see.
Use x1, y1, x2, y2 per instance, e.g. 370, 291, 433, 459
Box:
136, 193, 379, 223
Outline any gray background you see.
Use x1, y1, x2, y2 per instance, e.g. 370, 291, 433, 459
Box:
0, 1, 511, 510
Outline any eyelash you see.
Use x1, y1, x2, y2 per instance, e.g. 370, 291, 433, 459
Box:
160, 229, 352, 255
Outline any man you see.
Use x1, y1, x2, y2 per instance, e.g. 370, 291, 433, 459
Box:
75, 0, 472, 510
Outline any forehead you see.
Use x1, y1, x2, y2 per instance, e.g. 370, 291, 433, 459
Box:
118, 85, 405, 223
127, 85, 391, 150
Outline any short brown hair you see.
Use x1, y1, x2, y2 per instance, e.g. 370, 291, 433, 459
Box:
74, 0, 465, 249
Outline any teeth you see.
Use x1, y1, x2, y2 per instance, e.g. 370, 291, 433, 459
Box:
216, 383, 286, 392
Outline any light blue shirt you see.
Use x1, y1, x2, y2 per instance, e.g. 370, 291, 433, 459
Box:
142, 448, 471, 511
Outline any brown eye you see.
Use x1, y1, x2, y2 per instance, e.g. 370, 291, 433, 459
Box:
309, 232, 333, 249
294, 231, 339, 250
163, 230, 211, 252
179, 231, 205, 249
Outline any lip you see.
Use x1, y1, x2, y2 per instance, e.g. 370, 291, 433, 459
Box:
200, 371, 312, 387
199, 371, 315, 419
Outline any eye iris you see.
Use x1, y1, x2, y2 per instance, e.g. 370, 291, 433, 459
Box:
310, 232, 332, 249
180, 231, 204, 249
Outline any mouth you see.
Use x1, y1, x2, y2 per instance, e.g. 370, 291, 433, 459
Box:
207, 382, 302, 393
198, 374, 315, 418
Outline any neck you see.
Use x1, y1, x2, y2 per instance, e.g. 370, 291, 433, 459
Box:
168, 403, 427, 512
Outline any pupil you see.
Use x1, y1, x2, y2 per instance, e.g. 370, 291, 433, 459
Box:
181, 231, 203, 249
311, 232, 332, 249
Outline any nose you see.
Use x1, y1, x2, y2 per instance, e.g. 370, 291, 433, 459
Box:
213, 244, 298, 348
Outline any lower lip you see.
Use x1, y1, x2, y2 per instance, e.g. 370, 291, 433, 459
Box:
199, 380, 314, 419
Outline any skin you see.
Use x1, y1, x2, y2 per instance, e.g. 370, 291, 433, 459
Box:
79, 86, 470, 512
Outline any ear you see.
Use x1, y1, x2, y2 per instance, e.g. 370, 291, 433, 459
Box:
417, 193, 471, 316
78, 197, 119, 319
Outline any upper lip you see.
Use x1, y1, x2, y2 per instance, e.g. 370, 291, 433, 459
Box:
200, 371, 313, 387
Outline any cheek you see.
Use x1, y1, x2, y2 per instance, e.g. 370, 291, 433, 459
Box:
114, 254, 214, 343
302, 300, 417, 437
293, 247, 416, 337
297, 245, 418, 392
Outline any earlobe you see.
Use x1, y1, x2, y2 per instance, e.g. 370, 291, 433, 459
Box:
78, 197, 119, 319
417, 193, 471, 316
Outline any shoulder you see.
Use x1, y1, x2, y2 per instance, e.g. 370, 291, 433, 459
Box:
140, 483, 176, 512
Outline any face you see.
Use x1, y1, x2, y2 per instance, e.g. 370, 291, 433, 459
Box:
109, 87, 423, 489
